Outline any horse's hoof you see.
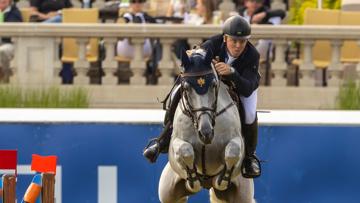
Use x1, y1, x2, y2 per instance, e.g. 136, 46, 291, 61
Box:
185, 180, 201, 193
212, 176, 229, 191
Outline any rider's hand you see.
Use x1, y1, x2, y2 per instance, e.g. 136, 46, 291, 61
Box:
214, 61, 233, 76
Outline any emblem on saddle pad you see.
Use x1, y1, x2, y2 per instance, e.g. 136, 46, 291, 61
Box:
197, 77, 205, 87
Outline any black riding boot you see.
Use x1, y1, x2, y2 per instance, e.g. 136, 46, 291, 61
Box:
143, 88, 181, 163
242, 117, 261, 178
143, 121, 172, 163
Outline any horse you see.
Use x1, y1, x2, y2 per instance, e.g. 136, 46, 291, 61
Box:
158, 48, 255, 203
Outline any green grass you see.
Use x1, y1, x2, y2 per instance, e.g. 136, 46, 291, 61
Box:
0, 86, 89, 108
336, 81, 360, 110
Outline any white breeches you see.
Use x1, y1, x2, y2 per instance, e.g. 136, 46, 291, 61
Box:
239, 88, 258, 124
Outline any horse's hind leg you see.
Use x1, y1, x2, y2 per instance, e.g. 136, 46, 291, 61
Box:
159, 163, 191, 203
172, 137, 202, 193
213, 137, 243, 191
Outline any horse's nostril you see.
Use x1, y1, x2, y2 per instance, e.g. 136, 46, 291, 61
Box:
199, 128, 209, 136
199, 128, 214, 144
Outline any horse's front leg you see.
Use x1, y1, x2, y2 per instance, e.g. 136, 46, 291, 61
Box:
213, 136, 243, 191
172, 137, 202, 193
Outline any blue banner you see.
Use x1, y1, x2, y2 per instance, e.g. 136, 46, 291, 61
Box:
0, 123, 359, 203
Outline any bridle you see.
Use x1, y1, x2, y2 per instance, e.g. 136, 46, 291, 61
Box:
180, 69, 219, 129
179, 63, 237, 131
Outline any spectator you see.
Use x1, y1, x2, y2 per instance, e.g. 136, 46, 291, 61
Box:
29, 0, 72, 23
239, 0, 285, 58
234, 0, 270, 9
239, 0, 284, 25
172, 0, 216, 62
116, 0, 156, 59
166, 0, 193, 18
116, 0, 159, 84
0, 0, 22, 81
185, 0, 216, 25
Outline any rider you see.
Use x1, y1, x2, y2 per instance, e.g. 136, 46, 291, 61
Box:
143, 15, 261, 178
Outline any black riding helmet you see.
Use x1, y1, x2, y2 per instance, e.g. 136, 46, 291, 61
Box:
222, 15, 251, 39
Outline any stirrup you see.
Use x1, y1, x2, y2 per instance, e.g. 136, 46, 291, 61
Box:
241, 154, 262, 179
143, 138, 160, 152
143, 138, 161, 163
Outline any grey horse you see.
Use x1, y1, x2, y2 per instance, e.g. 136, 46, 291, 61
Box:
158, 49, 255, 203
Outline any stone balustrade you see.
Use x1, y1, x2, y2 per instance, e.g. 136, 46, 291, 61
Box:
1, 23, 359, 88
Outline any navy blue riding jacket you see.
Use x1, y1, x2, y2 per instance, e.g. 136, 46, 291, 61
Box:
201, 34, 260, 97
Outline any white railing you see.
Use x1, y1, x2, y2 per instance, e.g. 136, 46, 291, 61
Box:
1, 23, 359, 88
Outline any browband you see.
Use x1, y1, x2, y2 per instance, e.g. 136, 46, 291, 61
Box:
181, 69, 214, 77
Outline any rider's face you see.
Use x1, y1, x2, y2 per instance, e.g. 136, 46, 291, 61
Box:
130, 2, 144, 13
224, 35, 247, 58
0, 0, 10, 11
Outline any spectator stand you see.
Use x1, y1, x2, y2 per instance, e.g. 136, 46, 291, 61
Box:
292, 8, 360, 87
60, 8, 103, 84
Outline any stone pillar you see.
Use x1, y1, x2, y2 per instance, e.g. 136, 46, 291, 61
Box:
328, 40, 343, 87
271, 39, 288, 86
13, 37, 56, 86
130, 38, 146, 85
158, 39, 175, 85
299, 40, 315, 86
74, 38, 90, 85
102, 38, 118, 85
218, 0, 235, 21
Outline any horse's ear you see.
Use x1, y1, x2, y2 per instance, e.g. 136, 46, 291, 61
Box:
204, 49, 213, 65
180, 49, 190, 69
